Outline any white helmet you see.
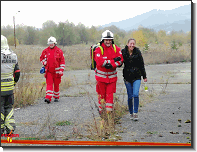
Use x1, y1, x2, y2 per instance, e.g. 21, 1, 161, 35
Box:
47, 36, 57, 45
1, 35, 9, 50
101, 30, 114, 41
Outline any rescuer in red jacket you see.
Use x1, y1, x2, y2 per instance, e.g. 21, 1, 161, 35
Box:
94, 30, 123, 115
40, 36, 65, 104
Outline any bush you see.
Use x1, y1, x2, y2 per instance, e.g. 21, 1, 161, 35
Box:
171, 40, 178, 50
7, 35, 19, 46
178, 42, 183, 47
143, 43, 149, 52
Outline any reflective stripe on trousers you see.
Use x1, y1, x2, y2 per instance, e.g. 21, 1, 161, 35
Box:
98, 93, 114, 113
1, 113, 5, 129
1, 94, 15, 133
53, 91, 60, 98
5, 109, 15, 131
45, 72, 61, 101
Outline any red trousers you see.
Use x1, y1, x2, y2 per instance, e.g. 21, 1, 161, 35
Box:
96, 81, 116, 113
45, 72, 61, 101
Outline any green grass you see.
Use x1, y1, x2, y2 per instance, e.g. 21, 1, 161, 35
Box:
56, 120, 72, 126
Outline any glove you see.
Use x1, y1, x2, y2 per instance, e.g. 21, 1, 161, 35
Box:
40, 67, 45, 74
43, 61, 47, 66
105, 63, 112, 69
57, 71, 63, 77
114, 57, 121, 62
59, 71, 63, 76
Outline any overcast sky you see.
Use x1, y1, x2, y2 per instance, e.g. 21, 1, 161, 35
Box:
1, 1, 192, 29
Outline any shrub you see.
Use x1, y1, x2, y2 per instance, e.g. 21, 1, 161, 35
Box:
7, 35, 19, 46
171, 40, 178, 50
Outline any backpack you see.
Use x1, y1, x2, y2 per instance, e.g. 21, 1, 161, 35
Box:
90, 42, 116, 70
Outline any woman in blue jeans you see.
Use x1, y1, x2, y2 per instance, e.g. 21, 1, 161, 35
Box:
121, 38, 147, 121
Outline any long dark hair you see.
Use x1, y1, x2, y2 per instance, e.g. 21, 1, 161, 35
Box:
127, 38, 136, 44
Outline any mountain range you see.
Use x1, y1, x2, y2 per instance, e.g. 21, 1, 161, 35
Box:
101, 4, 191, 33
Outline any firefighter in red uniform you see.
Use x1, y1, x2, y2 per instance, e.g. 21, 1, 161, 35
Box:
94, 30, 123, 115
40, 36, 65, 103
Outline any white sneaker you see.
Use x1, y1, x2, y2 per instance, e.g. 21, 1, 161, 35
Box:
133, 113, 138, 121
130, 114, 133, 120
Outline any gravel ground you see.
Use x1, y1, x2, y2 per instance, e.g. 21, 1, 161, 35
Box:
1, 62, 192, 146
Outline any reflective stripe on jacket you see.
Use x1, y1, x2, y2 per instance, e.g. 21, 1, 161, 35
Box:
94, 43, 123, 83
1, 50, 20, 95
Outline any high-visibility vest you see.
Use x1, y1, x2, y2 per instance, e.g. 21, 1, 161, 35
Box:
1, 50, 18, 95
91, 43, 116, 70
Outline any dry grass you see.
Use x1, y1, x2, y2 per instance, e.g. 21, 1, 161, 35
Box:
13, 74, 46, 108
8, 43, 191, 140
60, 76, 72, 91
141, 44, 191, 65
82, 93, 128, 141
61, 44, 90, 70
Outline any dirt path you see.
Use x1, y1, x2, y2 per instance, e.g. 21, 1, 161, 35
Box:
1, 62, 191, 146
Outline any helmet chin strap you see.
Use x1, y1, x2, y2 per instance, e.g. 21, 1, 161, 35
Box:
1, 49, 11, 55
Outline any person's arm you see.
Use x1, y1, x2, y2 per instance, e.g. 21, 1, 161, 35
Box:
94, 47, 108, 68
59, 50, 65, 76
138, 50, 147, 79
13, 62, 20, 85
40, 49, 47, 66
121, 49, 130, 66
113, 46, 123, 68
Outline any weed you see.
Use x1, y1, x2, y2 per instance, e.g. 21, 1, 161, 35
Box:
171, 40, 178, 50
159, 77, 170, 94
13, 80, 46, 108
56, 121, 72, 126
20, 120, 38, 126
143, 43, 149, 52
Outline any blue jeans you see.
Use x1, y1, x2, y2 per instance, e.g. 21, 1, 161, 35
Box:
124, 79, 141, 114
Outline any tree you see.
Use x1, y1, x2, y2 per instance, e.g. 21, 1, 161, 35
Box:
1, 25, 13, 38
24, 26, 37, 45
132, 30, 148, 47
114, 34, 121, 47
76, 22, 89, 44
158, 30, 166, 37
55, 21, 79, 46
7, 35, 19, 46
141, 28, 157, 44
42, 20, 57, 29
15, 25, 27, 44
39, 20, 57, 45
87, 26, 100, 43
157, 30, 167, 44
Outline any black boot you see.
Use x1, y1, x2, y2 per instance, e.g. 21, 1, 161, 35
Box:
54, 98, 59, 102
45, 98, 50, 104
1, 128, 4, 135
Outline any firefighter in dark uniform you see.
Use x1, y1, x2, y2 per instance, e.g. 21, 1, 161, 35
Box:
1, 35, 20, 135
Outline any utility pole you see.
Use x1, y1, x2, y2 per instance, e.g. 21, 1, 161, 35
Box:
63, 27, 65, 47
13, 11, 20, 49
13, 16, 16, 49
